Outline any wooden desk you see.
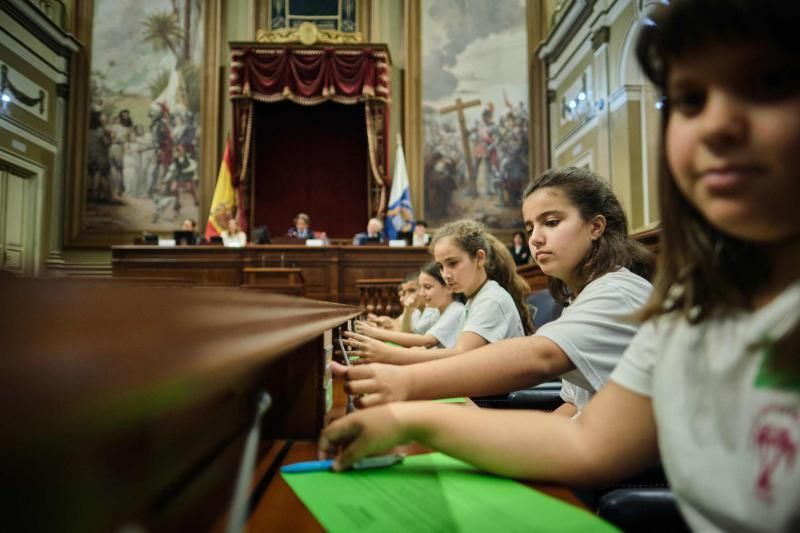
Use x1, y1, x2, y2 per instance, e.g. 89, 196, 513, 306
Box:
112, 245, 431, 305
242, 267, 306, 296
0, 277, 359, 532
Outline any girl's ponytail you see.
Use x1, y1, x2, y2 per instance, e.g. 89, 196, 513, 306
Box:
485, 233, 534, 335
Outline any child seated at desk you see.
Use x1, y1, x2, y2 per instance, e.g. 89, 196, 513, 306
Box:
343, 219, 534, 364
366, 273, 429, 332
355, 262, 465, 349
338, 167, 653, 415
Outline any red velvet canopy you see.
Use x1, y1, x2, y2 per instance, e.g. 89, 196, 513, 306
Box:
227, 44, 391, 235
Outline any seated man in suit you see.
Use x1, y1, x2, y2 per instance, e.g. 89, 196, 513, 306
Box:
352, 218, 386, 245
287, 213, 312, 239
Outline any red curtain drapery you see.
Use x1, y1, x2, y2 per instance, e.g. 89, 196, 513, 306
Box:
228, 44, 391, 233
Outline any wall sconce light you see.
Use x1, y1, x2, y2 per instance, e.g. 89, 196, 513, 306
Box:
1, 91, 11, 111
563, 90, 595, 122
561, 73, 602, 122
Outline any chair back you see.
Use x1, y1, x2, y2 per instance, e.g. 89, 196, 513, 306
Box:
527, 289, 563, 329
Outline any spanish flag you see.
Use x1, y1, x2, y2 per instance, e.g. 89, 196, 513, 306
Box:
205, 139, 237, 240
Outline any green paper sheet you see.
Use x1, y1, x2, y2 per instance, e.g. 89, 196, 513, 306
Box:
282, 452, 619, 532
431, 397, 467, 403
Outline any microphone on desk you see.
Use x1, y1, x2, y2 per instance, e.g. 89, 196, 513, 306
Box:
337, 336, 355, 414
227, 390, 272, 533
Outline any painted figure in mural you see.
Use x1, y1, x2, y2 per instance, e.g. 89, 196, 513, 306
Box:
424, 152, 458, 221
472, 103, 501, 198
109, 109, 133, 197
148, 103, 174, 199
133, 124, 154, 198
150, 174, 177, 224
175, 112, 197, 157
122, 129, 143, 199
87, 110, 112, 202
497, 111, 529, 207
169, 144, 199, 214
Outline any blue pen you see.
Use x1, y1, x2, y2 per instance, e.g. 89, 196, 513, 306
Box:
281, 454, 404, 473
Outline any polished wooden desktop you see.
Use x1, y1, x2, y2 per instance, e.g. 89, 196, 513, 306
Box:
112, 244, 432, 305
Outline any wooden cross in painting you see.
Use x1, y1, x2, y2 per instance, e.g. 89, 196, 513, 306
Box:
438, 97, 481, 183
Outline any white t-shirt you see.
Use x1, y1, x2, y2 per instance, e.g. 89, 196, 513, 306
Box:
611, 281, 800, 532
426, 300, 466, 348
221, 230, 247, 247
458, 279, 524, 343
413, 307, 440, 334
535, 268, 653, 410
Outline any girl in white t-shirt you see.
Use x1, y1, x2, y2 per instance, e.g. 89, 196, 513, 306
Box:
354, 262, 465, 349
342, 219, 532, 365
321, 1, 800, 530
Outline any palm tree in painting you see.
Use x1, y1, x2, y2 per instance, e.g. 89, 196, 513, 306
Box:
141, 11, 184, 66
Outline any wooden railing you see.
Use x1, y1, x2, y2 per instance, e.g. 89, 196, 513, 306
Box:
357, 277, 403, 316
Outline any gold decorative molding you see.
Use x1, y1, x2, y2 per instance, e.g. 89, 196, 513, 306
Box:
256, 22, 363, 45
404, 0, 423, 224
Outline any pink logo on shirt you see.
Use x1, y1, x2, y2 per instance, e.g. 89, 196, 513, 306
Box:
753, 404, 798, 502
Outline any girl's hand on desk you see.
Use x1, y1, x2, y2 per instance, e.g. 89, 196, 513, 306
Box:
353, 320, 381, 339
319, 403, 413, 470
343, 331, 392, 363
365, 314, 394, 329
331, 361, 411, 407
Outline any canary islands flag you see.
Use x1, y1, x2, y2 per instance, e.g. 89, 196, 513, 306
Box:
205, 139, 237, 240
385, 136, 414, 240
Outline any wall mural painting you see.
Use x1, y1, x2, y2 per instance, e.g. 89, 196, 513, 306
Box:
422, 0, 529, 229
86, 0, 203, 231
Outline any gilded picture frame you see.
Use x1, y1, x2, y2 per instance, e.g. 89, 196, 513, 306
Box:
65, 0, 222, 247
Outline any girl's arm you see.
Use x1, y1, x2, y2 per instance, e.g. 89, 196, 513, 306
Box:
552, 402, 578, 418
343, 330, 489, 365
399, 305, 415, 332
337, 335, 573, 406
319, 381, 659, 486
354, 320, 438, 348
